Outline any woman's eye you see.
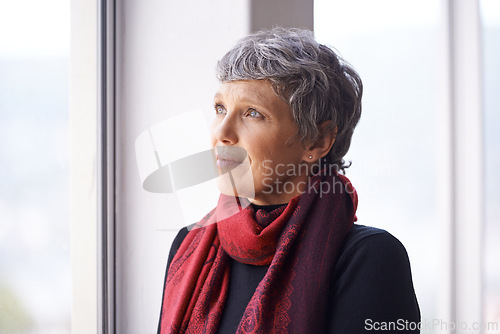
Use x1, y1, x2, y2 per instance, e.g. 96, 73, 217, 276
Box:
215, 105, 226, 115
246, 109, 262, 118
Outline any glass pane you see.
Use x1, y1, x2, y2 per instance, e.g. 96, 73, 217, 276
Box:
0, 1, 71, 333
481, 0, 500, 328
314, 1, 442, 332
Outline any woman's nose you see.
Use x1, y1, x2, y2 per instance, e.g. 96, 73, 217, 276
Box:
213, 114, 238, 145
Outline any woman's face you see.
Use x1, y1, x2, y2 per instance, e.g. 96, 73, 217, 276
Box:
211, 80, 311, 205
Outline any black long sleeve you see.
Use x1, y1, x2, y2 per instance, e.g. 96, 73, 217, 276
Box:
159, 224, 420, 333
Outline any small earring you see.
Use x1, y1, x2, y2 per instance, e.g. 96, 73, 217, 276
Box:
309, 155, 313, 159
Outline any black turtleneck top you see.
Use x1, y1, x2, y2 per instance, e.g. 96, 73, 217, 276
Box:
158, 204, 421, 333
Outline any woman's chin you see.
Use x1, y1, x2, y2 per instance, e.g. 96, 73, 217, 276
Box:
215, 160, 254, 198
215, 177, 254, 199
215, 172, 254, 201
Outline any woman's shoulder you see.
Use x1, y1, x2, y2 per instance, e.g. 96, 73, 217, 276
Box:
329, 224, 420, 331
173, 226, 190, 245
335, 224, 415, 282
166, 226, 190, 269
342, 224, 403, 248
166, 220, 210, 267
338, 224, 413, 266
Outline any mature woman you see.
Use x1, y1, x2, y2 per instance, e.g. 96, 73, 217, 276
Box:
158, 28, 420, 333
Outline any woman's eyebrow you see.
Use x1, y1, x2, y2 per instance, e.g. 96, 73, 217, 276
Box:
213, 91, 271, 107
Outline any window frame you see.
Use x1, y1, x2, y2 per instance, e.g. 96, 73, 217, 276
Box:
97, 0, 116, 333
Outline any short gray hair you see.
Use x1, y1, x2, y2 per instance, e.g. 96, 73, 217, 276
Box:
216, 27, 363, 172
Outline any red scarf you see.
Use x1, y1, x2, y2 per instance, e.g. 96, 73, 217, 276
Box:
159, 172, 357, 333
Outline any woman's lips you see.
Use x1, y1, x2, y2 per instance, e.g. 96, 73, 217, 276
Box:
214, 146, 247, 172
216, 157, 243, 170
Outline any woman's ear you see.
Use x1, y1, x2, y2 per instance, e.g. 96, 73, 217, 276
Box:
303, 121, 337, 162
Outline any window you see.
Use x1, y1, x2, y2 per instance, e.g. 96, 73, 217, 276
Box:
314, 0, 444, 328
315, 0, 500, 332
481, 0, 500, 327
0, 0, 71, 332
